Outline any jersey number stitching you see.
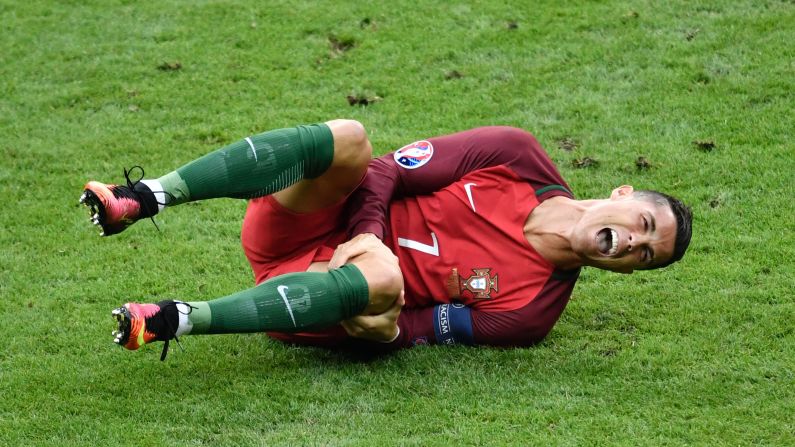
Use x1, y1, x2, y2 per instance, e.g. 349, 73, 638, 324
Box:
398, 232, 439, 257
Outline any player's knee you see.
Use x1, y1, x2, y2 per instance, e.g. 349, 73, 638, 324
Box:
332, 119, 367, 143
357, 253, 403, 313
326, 119, 372, 170
379, 256, 403, 298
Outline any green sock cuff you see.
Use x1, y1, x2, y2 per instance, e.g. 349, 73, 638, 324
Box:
329, 264, 370, 319
296, 123, 335, 179
172, 123, 335, 201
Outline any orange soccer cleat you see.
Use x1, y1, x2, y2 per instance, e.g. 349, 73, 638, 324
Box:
112, 301, 181, 361
78, 167, 160, 236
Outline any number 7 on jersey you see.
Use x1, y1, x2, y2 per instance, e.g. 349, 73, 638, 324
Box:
397, 232, 440, 257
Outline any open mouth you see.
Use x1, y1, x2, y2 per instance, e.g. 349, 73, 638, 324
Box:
597, 228, 619, 256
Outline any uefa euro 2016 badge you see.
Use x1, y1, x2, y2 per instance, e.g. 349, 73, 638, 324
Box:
394, 140, 434, 169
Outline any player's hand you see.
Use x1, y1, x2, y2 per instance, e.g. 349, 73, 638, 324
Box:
328, 232, 393, 269
341, 291, 405, 343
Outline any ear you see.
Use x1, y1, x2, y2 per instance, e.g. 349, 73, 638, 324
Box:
610, 185, 634, 200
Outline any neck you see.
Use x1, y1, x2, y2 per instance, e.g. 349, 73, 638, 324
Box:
524, 196, 594, 270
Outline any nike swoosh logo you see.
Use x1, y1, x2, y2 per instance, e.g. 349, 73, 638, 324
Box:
276, 285, 297, 327
245, 137, 258, 162
463, 183, 477, 212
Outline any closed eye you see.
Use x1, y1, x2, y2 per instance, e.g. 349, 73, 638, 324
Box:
642, 216, 649, 232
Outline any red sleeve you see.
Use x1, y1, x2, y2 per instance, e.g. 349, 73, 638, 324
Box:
346, 126, 573, 239
470, 269, 579, 346
365, 269, 580, 351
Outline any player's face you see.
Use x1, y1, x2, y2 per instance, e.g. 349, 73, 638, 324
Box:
572, 186, 677, 273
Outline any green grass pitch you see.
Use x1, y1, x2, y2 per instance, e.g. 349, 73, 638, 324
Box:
1, 0, 793, 445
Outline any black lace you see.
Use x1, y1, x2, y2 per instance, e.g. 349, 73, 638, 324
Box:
157, 301, 199, 361
122, 166, 176, 232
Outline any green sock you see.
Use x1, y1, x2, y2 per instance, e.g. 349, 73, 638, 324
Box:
182, 264, 369, 335
156, 123, 334, 206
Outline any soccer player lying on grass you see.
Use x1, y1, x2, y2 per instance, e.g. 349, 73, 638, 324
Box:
80, 120, 692, 360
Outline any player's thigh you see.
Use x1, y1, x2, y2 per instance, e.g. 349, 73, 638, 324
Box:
242, 197, 346, 284
273, 119, 372, 213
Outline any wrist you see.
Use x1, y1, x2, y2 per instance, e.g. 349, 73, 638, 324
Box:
352, 221, 384, 240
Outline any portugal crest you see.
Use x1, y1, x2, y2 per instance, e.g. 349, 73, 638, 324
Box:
447, 267, 499, 300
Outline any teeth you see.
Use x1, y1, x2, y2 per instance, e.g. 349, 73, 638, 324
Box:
79, 193, 87, 204
608, 229, 618, 256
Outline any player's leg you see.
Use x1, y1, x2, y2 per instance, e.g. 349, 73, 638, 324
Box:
241, 119, 372, 283
270, 119, 371, 214
112, 242, 402, 359
79, 119, 370, 235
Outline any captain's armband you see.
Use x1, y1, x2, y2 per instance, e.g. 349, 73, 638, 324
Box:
433, 303, 474, 345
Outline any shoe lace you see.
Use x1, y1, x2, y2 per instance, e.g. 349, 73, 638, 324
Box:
155, 301, 198, 361
122, 166, 176, 232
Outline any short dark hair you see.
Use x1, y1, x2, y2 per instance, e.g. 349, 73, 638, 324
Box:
635, 190, 693, 270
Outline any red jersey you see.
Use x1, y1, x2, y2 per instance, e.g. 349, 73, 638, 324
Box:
386, 165, 554, 311
345, 126, 580, 348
